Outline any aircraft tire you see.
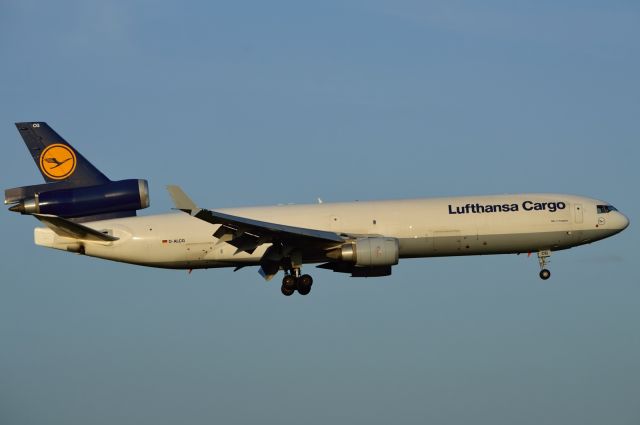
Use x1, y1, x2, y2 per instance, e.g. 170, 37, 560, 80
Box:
297, 274, 313, 296
282, 275, 296, 289
281, 284, 295, 296
297, 284, 311, 296
539, 269, 551, 280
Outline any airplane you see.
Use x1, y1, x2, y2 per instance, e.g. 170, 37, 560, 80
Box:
5, 122, 630, 296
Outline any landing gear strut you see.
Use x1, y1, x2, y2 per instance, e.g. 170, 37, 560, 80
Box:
537, 250, 551, 280
280, 268, 314, 296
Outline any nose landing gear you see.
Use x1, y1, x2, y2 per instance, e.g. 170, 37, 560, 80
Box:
280, 269, 314, 296
538, 250, 551, 280
539, 268, 551, 280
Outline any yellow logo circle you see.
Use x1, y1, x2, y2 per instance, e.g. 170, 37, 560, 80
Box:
39, 144, 77, 180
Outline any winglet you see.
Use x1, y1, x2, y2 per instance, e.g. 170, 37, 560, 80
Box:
166, 185, 199, 213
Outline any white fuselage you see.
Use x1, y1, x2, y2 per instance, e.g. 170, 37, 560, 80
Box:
34, 193, 629, 270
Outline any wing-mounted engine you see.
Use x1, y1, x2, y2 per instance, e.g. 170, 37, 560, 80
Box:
6, 179, 150, 221
322, 237, 399, 277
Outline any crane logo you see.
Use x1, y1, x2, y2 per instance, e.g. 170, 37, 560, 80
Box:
39, 144, 77, 180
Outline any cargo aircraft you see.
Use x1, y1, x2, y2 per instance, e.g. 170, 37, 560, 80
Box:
5, 122, 629, 296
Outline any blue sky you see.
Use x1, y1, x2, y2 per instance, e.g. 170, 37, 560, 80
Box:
1, 1, 638, 424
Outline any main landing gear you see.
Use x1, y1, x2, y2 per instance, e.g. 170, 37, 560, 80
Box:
280, 269, 314, 296
537, 250, 551, 280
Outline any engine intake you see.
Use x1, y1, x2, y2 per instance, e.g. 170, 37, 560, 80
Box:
9, 179, 150, 219
328, 237, 399, 267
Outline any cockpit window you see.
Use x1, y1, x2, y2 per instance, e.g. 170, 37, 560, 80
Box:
597, 205, 618, 214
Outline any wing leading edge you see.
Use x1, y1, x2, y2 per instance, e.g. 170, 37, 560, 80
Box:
196, 209, 344, 247
167, 185, 343, 249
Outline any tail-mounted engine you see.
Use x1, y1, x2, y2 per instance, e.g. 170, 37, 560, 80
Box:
6, 179, 150, 220
6, 122, 151, 222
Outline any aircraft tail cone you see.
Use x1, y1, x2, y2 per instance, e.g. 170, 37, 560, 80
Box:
9, 203, 24, 213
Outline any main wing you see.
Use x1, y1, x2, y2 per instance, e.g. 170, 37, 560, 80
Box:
197, 209, 344, 253
170, 186, 402, 281
166, 186, 346, 278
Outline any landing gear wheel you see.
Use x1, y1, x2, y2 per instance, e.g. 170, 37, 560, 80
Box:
539, 269, 551, 280
281, 275, 296, 296
297, 274, 313, 296
281, 284, 295, 296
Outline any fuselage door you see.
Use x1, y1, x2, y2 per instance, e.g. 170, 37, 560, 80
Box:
574, 203, 583, 224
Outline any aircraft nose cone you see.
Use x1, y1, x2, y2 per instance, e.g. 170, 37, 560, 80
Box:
620, 213, 630, 230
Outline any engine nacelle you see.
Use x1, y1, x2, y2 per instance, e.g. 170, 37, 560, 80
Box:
330, 237, 399, 267
10, 179, 150, 218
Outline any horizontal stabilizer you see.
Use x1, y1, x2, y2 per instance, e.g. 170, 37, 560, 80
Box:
32, 213, 119, 242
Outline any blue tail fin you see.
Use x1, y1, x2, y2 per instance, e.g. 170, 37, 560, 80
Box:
15, 122, 110, 185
